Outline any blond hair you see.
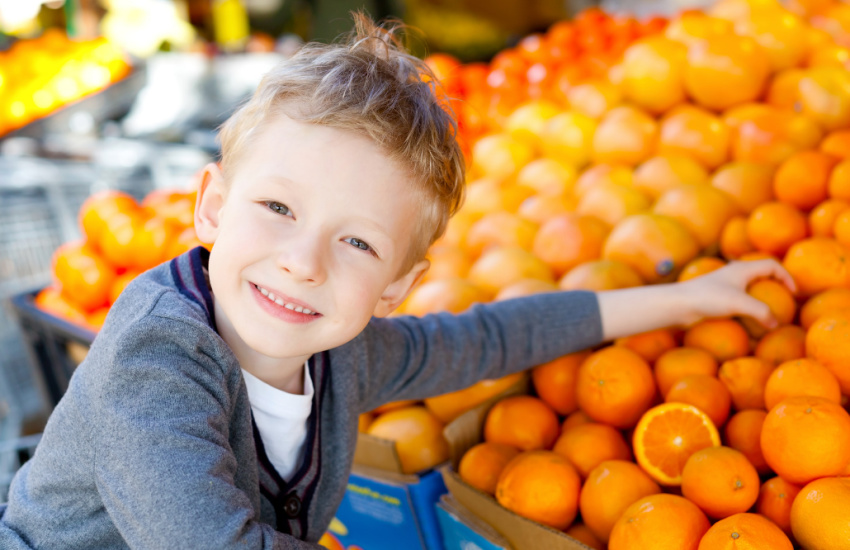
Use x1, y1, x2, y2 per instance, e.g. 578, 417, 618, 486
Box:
218, 13, 465, 274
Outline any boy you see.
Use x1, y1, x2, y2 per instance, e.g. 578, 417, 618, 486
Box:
0, 14, 793, 550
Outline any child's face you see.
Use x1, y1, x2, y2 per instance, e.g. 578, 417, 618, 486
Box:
195, 114, 428, 367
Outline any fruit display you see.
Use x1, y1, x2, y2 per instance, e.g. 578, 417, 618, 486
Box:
35, 188, 206, 332
0, 29, 132, 136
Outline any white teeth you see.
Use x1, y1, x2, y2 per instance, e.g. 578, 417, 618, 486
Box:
256, 284, 317, 315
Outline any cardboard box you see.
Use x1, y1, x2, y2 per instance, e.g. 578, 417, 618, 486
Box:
436, 494, 512, 550
441, 394, 595, 550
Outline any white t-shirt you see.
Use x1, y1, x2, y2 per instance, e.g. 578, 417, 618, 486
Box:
241, 362, 313, 482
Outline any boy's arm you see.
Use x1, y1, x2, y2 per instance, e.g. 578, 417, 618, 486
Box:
597, 259, 796, 340
91, 316, 323, 550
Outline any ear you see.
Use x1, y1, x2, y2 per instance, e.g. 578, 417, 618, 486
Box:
194, 163, 227, 245
373, 259, 430, 318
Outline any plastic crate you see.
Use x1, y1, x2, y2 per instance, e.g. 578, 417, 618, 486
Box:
9, 290, 95, 408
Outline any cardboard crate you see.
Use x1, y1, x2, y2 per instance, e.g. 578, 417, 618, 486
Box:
436, 493, 511, 550
441, 390, 595, 550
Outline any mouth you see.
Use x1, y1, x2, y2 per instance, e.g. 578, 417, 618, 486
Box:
252, 283, 320, 316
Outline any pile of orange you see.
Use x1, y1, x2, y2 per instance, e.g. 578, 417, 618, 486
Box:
36, 188, 206, 331
394, 0, 850, 548
0, 29, 132, 136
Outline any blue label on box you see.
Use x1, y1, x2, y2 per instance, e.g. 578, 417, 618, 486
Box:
328, 469, 446, 550
435, 502, 507, 550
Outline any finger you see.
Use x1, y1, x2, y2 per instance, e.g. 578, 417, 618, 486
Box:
737, 296, 778, 330
735, 259, 798, 294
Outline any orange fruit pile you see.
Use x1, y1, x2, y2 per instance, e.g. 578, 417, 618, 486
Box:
37, 188, 206, 332
409, 0, 850, 546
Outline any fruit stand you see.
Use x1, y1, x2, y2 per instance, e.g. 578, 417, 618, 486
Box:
3, 0, 850, 549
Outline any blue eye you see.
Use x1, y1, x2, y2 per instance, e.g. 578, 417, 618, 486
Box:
267, 201, 292, 216
345, 237, 371, 252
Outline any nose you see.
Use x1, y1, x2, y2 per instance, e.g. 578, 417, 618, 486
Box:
276, 226, 327, 285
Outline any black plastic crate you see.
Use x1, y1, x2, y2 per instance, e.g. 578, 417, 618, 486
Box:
9, 290, 95, 407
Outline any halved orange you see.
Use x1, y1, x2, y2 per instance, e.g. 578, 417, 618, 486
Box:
632, 403, 720, 486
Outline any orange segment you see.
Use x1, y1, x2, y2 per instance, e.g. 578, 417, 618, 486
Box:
632, 403, 721, 486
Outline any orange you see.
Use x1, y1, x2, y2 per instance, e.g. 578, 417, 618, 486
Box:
657, 104, 731, 169
614, 328, 678, 364
761, 396, 850, 484
821, 129, 850, 159
558, 259, 644, 291
603, 213, 701, 283
632, 154, 710, 200
567, 79, 623, 120
504, 99, 562, 152
540, 111, 597, 167
732, 109, 824, 167
458, 442, 521, 495
653, 184, 740, 250
494, 279, 558, 301
573, 163, 633, 196
773, 150, 838, 211
608, 493, 710, 550
401, 278, 487, 316
666, 374, 732, 428
142, 190, 194, 228
790, 476, 850, 550
805, 312, 850, 394
580, 460, 661, 542
718, 356, 774, 410
809, 199, 850, 237
531, 351, 591, 415
576, 346, 656, 429
371, 400, 418, 414
720, 216, 757, 260
532, 214, 609, 276
562, 409, 592, 432
767, 68, 805, 110
800, 287, 850, 328
754, 324, 806, 366
515, 157, 577, 196
467, 246, 554, 298
97, 210, 143, 270
464, 211, 538, 259
483, 395, 560, 451
798, 67, 850, 131
461, 178, 535, 218
724, 409, 771, 475
684, 319, 751, 362
576, 182, 652, 227
591, 105, 658, 166
358, 413, 373, 433
678, 257, 726, 282
165, 226, 205, 260
734, 9, 809, 71
764, 358, 842, 410
783, 238, 850, 299
564, 523, 604, 550
52, 240, 117, 312
742, 278, 797, 337
710, 162, 775, 214
828, 159, 850, 200
78, 190, 139, 249
126, 214, 178, 272
516, 193, 575, 225
620, 36, 688, 114
33, 285, 89, 328
424, 372, 525, 424
665, 12, 735, 47
633, 403, 721, 486
833, 209, 850, 248
684, 35, 771, 111
553, 423, 632, 478
108, 270, 140, 305
681, 446, 760, 519
421, 245, 470, 284
697, 512, 794, 549
434, 211, 475, 248
470, 133, 535, 182
746, 201, 808, 257
495, 450, 581, 530
366, 406, 449, 474
655, 347, 719, 397
757, 476, 803, 536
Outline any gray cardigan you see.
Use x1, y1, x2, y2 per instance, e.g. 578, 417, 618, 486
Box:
0, 247, 602, 549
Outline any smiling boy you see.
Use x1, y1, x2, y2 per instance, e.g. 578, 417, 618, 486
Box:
0, 14, 794, 550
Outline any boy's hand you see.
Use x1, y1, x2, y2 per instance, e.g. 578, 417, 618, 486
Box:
674, 259, 798, 329
597, 258, 798, 342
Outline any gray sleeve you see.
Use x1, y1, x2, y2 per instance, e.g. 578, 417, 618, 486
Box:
349, 290, 603, 412
92, 316, 322, 550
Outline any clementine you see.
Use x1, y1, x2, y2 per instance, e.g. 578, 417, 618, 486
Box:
654, 347, 719, 397
608, 493, 710, 550
790, 475, 850, 550
678, 257, 726, 282
773, 150, 838, 211
614, 328, 678, 364
552, 423, 632, 478
483, 395, 560, 451
681, 446, 761, 519
576, 346, 656, 429
809, 198, 850, 237
724, 409, 771, 475
783, 238, 850, 299
684, 319, 751, 362
52, 240, 116, 312
531, 351, 591, 416
754, 324, 806, 365
697, 512, 794, 549
757, 476, 803, 536
718, 356, 774, 410
746, 201, 808, 257
805, 312, 850, 395
799, 287, 850, 328
764, 358, 842, 410
666, 374, 732, 428
720, 216, 757, 259
458, 442, 521, 495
